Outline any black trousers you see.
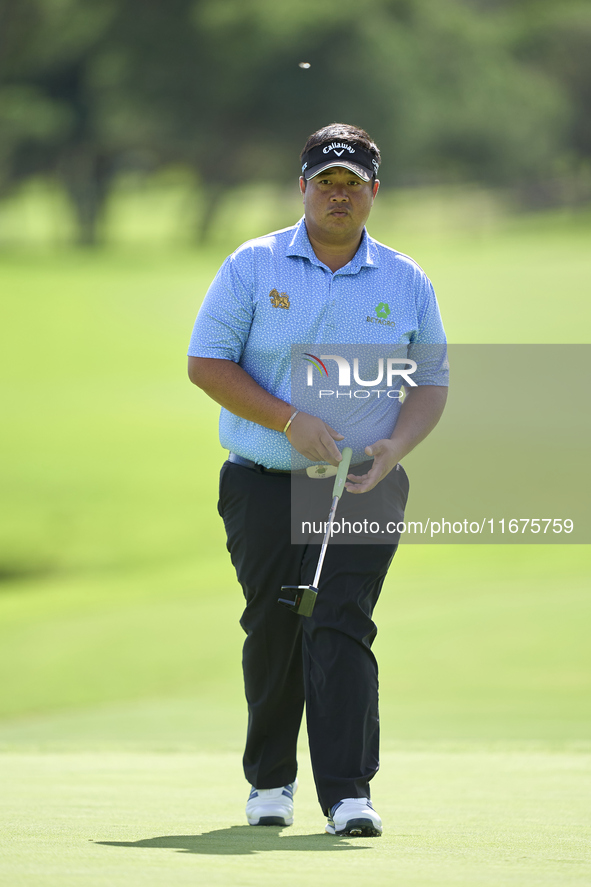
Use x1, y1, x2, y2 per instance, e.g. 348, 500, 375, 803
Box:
217, 459, 408, 815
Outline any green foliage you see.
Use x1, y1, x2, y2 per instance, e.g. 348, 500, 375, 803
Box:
336, 0, 566, 184
0, 85, 71, 184
509, 1, 591, 159
0, 0, 586, 242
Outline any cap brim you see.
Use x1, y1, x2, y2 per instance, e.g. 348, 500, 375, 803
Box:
304, 160, 372, 182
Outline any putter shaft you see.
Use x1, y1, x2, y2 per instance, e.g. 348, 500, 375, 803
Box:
312, 494, 338, 588
277, 447, 352, 617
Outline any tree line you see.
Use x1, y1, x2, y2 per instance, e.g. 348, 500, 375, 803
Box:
1, 0, 590, 243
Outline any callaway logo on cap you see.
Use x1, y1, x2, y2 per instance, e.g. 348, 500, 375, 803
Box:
301, 142, 379, 182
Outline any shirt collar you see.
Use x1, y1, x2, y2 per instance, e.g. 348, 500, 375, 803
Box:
286, 217, 379, 274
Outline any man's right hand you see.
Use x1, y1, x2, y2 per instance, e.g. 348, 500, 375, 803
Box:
286, 412, 344, 466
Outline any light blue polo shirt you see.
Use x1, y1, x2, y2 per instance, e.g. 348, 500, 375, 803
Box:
188, 217, 448, 469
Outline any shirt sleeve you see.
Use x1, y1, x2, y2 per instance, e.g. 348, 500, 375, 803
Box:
408, 276, 449, 386
187, 250, 254, 362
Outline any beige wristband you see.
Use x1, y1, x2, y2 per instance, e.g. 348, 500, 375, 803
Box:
282, 410, 300, 434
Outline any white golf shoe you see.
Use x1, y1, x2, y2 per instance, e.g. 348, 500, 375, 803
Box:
245, 779, 297, 826
325, 798, 383, 837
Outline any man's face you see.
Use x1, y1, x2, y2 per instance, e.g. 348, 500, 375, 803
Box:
299, 166, 379, 243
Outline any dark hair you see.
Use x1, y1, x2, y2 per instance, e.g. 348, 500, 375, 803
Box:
300, 123, 381, 178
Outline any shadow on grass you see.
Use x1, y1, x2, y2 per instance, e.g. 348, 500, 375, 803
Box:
96, 825, 373, 855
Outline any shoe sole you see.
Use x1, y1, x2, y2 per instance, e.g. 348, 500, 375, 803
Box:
248, 816, 292, 827
333, 818, 382, 837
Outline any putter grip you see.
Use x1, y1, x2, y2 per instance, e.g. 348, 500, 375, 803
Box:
332, 447, 353, 499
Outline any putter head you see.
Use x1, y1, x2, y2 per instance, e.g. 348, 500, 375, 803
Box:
278, 585, 318, 617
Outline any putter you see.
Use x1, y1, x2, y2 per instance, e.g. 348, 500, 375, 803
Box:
278, 446, 353, 617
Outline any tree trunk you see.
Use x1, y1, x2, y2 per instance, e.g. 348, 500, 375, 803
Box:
59, 146, 112, 246
196, 180, 225, 244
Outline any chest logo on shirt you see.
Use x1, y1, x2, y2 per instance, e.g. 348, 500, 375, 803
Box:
367, 301, 395, 328
270, 288, 290, 309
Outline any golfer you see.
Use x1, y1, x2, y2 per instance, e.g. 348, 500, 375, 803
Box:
188, 123, 448, 836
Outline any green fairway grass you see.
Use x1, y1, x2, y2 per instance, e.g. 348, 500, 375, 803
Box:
1, 750, 590, 887
1, 188, 590, 885
0, 546, 590, 743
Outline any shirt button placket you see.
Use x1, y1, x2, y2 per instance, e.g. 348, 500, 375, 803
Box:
326, 272, 337, 334
317, 268, 334, 341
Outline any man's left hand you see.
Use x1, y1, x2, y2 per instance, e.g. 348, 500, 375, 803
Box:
344, 439, 401, 495
343, 386, 448, 495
